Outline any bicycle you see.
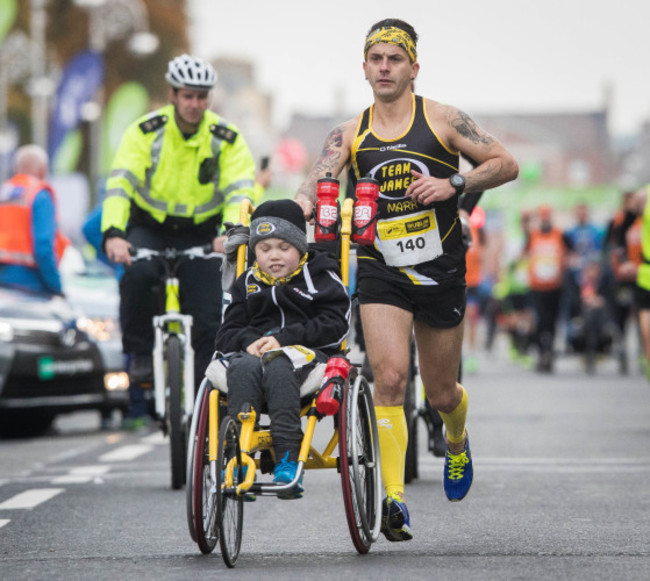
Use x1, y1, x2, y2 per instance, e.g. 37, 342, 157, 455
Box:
130, 245, 220, 490
185, 198, 382, 566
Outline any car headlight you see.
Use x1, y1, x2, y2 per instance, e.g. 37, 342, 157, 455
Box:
104, 371, 129, 391
76, 316, 118, 342
0, 321, 14, 342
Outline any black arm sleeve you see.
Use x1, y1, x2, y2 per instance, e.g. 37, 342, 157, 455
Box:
458, 191, 484, 214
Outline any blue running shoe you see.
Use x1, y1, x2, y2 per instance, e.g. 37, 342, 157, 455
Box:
380, 493, 413, 542
273, 452, 304, 500
444, 435, 473, 501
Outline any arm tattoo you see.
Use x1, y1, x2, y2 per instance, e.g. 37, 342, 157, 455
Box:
295, 125, 346, 201
451, 110, 495, 146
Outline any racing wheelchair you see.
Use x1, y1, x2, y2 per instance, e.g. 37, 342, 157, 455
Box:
185, 199, 382, 567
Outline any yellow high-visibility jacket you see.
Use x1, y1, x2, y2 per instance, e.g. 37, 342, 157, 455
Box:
101, 104, 256, 236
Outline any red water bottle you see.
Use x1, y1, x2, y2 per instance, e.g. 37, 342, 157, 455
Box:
353, 177, 379, 245
315, 173, 340, 242
316, 356, 352, 415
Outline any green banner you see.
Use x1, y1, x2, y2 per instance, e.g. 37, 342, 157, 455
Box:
0, 0, 17, 43
480, 184, 619, 213
100, 81, 149, 175
52, 130, 82, 174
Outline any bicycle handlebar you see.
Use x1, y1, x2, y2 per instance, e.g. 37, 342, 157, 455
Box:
129, 245, 224, 262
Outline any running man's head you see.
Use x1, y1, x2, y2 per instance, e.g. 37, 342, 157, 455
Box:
364, 19, 419, 63
249, 199, 308, 279
165, 54, 217, 132
363, 19, 420, 101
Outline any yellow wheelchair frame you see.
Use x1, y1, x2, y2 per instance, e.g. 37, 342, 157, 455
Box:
185, 199, 382, 567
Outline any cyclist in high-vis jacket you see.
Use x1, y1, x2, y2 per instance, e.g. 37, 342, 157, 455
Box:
102, 54, 257, 424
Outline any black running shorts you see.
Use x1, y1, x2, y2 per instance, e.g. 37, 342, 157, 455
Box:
357, 273, 466, 329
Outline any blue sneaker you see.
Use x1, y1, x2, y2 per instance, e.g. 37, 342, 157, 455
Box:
381, 493, 413, 542
444, 435, 473, 501
273, 452, 304, 500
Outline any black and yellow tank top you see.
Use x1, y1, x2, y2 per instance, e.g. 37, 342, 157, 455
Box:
351, 94, 465, 287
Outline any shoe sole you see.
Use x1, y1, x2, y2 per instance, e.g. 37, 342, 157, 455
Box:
381, 526, 413, 542
381, 503, 413, 541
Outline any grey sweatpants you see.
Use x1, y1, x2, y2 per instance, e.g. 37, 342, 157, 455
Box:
226, 352, 309, 463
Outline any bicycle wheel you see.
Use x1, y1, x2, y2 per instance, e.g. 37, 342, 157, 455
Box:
338, 369, 382, 554
404, 342, 419, 483
217, 415, 244, 568
166, 335, 186, 490
191, 386, 218, 553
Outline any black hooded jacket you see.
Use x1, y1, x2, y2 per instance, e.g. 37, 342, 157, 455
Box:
215, 249, 350, 355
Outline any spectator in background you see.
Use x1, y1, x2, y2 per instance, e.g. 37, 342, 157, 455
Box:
0, 145, 69, 296
461, 206, 486, 373
616, 187, 650, 380
565, 202, 605, 282
524, 205, 571, 373
82, 204, 124, 281
606, 191, 642, 374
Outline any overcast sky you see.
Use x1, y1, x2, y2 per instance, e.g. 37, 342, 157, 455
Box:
189, 0, 650, 138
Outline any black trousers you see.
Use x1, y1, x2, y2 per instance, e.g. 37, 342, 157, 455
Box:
531, 288, 562, 356
226, 352, 308, 463
119, 224, 223, 389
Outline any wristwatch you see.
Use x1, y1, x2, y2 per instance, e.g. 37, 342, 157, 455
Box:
449, 173, 466, 195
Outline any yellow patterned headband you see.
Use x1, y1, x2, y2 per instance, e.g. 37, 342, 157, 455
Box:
364, 27, 417, 62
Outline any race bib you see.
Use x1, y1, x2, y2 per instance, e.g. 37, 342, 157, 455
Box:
376, 209, 443, 267
532, 257, 560, 282
261, 345, 315, 369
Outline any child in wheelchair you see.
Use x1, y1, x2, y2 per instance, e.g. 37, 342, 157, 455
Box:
213, 199, 351, 498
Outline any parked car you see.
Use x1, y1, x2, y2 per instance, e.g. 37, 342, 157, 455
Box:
0, 252, 128, 438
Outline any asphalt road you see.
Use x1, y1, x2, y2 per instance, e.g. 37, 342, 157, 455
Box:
1, 343, 649, 580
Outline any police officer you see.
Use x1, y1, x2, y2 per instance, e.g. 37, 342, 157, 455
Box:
102, 54, 257, 422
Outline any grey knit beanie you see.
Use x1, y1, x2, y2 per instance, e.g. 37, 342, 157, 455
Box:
249, 199, 308, 255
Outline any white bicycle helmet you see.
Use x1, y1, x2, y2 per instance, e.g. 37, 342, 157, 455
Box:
165, 54, 217, 90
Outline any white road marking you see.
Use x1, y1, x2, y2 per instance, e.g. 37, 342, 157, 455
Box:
0, 488, 65, 510
140, 431, 166, 445
51, 475, 93, 484
51, 465, 111, 484
99, 444, 153, 462
0, 519, 10, 529
69, 465, 111, 475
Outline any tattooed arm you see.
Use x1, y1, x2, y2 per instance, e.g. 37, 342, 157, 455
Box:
294, 118, 356, 219
406, 101, 518, 206
444, 105, 519, 193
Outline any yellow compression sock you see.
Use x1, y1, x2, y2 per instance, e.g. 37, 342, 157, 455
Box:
438, 385, 468, 445
375, 405, 408, 499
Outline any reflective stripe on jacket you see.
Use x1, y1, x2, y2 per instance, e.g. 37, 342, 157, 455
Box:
101, 104, 256, 235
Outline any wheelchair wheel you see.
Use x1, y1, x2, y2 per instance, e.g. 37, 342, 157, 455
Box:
186, 381, 207, 542
166, 335, 186, 490
338, 369, 382, 554
191, 386, 218, 554
217, 415, 244, 568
